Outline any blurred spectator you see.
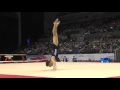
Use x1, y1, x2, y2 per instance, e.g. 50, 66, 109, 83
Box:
72, 56, 77, 62
63, 56, 68, 62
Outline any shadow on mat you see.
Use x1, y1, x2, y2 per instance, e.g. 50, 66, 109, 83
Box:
41, 69, 68, 71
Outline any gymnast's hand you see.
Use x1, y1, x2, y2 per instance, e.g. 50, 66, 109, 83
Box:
53, 66, 57, 71
53, 18, 60, 27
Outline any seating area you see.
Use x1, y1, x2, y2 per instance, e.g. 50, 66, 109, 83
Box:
15, 15, 120, 55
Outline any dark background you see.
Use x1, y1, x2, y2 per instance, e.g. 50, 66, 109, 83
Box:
21, 12, 44, 47
0, 12, 79, 54
0, 12, 44, 53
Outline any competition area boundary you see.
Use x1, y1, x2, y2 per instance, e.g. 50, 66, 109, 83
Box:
0, 54, 48, 64
0, 59, 47, 64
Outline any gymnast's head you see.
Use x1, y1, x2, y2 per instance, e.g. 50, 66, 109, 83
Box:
46, 60, 53, 67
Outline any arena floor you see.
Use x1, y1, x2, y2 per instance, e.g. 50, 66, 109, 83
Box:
0, 62, 120, 78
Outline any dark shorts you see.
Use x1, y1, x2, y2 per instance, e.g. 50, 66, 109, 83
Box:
51, 44, 59, 59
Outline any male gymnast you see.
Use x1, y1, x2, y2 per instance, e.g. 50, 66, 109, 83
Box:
46, 18, 60, 70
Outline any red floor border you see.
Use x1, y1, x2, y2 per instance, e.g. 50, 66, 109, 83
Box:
108, 76, 120, 78
0, 74, 48, 78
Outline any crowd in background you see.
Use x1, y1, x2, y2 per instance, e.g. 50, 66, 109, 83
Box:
15, 15, 120, 55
